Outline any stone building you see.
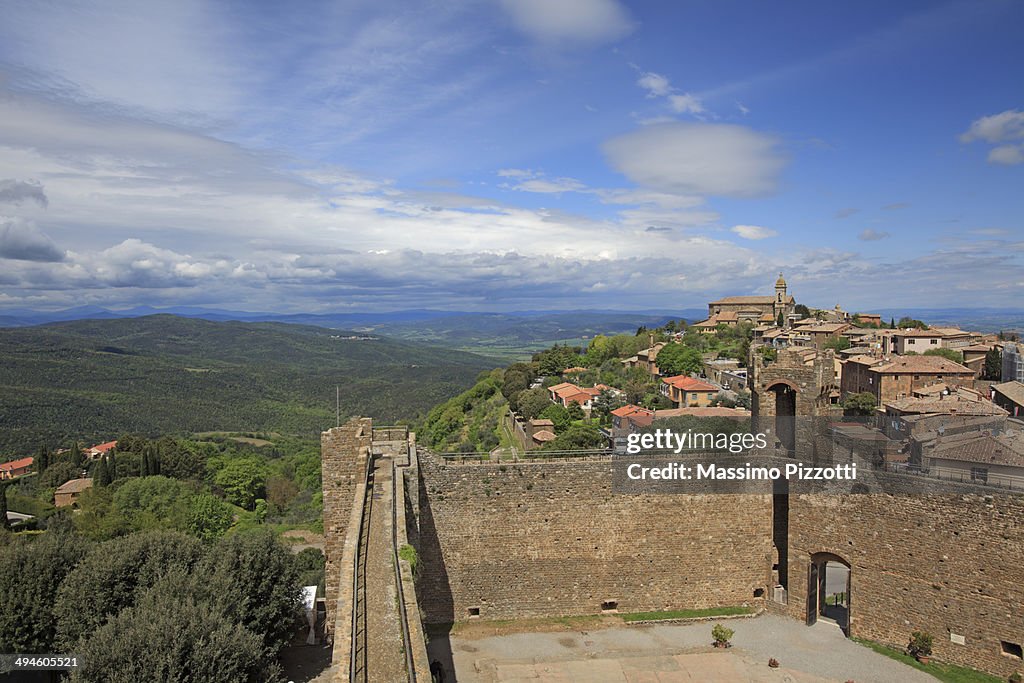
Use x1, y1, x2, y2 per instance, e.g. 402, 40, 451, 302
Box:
700, 273, 795, 328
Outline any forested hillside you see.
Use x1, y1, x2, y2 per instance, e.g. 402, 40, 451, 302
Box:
0, 315, 494, 453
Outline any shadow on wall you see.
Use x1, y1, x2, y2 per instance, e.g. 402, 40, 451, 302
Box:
413, 464, 454, 624
412, 466, 458, 680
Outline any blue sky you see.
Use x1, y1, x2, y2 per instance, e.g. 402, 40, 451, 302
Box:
0, 0, 1021, 313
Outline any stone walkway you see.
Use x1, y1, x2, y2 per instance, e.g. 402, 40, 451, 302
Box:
363, 455, 407, 682
433, 614, 937, 683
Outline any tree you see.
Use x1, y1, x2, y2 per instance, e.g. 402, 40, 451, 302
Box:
897, 316, 927, 330
36, 445, 51, 474
655, 343, 704, 376
71, 572, 264, 683
55, 530, 205, 649
592, 389, 624, 425
0, 532, 90, 653
265, 475, 299, 513
0, 483, 8, 531
890, 317, 895, 329
516, 387, 552, 421
213, 457, 269, 510
776, 311, 784, 327
111, 476, 196, 532
923, 348, 964, 364
93, 457, 111, 487
538, 404, 572, 433
794, 304, 810, 318
187, 494, 234, 541
544, 424, 607, 451
824, 336, 851, 352
194, 531, 303, 658
566, 402, 585, 421
843, 392, 877, 416
38, 460, 79, 490
983, 348, 1002, 380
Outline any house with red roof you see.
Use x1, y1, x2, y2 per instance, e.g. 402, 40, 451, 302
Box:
660, 375, 721, 408
87, 440, 118, 459
0, 456, 34, 480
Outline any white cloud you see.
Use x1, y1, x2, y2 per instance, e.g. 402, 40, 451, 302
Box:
960, 109, 1024, 143
960, 109, 1024, 166
988, 144, 1024, 165
500, 0, 634, 45
668, 94, 704, 115
731, 225, 777, 240
633, 69, 704, 116
858, 229, 890, 241
637, 72, 671, 97
603, 122, 787, 198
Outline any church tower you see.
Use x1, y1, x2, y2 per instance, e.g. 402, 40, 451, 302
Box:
774, 272, 788, 323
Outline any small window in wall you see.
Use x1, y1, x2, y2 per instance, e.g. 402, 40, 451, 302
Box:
930, 339, 938, 345
467, 607, 480, 618
1001, 641, 1023, 659
971, 467, 988, 484
753, 588, 765, 598
601, 600, 618, 612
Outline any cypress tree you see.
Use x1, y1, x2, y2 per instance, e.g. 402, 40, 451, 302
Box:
0, 482, 9, 530
890, 317, 896, 329
152, 444, 161, 476
141, 449, 151, 477
37, 445, 50, 474
93, 458, 110, 487
107, 452, 118, 481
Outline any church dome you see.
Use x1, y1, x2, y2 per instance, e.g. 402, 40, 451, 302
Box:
775, 272, 787, 287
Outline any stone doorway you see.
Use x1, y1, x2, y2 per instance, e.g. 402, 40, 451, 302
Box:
807, 553, 851, 635
767, 382, 797, 454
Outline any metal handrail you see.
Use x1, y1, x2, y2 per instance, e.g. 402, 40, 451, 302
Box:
350, 455, 373, 682
391, 460, 416, 681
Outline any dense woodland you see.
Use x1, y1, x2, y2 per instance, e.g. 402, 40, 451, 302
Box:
0, 314, 493, 453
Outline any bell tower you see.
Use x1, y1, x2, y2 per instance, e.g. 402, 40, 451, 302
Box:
774, 272, 787, 322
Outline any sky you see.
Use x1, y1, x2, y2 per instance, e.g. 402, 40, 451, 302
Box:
0, 0, 1022, 314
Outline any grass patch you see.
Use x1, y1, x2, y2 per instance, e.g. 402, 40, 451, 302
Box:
853, 638, 1003, 683
398, 543, 418, 575
449, 613, 605, 635
622, 606, 753, 622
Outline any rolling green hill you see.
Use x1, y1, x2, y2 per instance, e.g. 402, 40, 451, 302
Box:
0, 315, 495, 454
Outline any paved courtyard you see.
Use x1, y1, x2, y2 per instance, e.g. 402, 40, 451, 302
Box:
429, 614, 937, 683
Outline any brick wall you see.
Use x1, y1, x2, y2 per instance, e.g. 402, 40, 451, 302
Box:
322, 418, 371, 612
787, 490, 1024, 678
412, 451, 773, 624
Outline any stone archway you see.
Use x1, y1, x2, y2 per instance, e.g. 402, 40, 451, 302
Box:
807, 552, 851, 635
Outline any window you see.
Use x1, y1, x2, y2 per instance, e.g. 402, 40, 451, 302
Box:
1001, 641, 1023, 659
930, 339, 938, 345
601, 600, 618, 612
971, 467, 988, 484
467, 607, 480, 618
909, 339, 916, 344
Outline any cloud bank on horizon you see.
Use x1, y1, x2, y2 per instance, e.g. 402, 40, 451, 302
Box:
0, 0, 1021, 313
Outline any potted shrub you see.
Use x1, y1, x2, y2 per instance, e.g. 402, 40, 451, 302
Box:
712, 624, 734, 648
907, 631, 933, 664
768, 658, 779, 668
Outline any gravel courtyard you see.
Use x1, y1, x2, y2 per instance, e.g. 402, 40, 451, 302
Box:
429, 613, 937, 683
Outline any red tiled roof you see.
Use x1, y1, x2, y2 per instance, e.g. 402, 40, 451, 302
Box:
54, 478, 94, 494
654, 407, 752, 418
89, 440, 118, 453
873, 356, 973, 375
0, 456, 34, 472
611, 404, 651, 418
532, 430, 556, 442
662, 375, 718, 392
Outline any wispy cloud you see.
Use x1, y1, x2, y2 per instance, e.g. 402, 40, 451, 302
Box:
499, 0, 634, 46
603, 122, 786, 198
858, 229, 890, 241
634, 69, 704, 115
835, 207, 860, 219
732, 225, 778, 240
